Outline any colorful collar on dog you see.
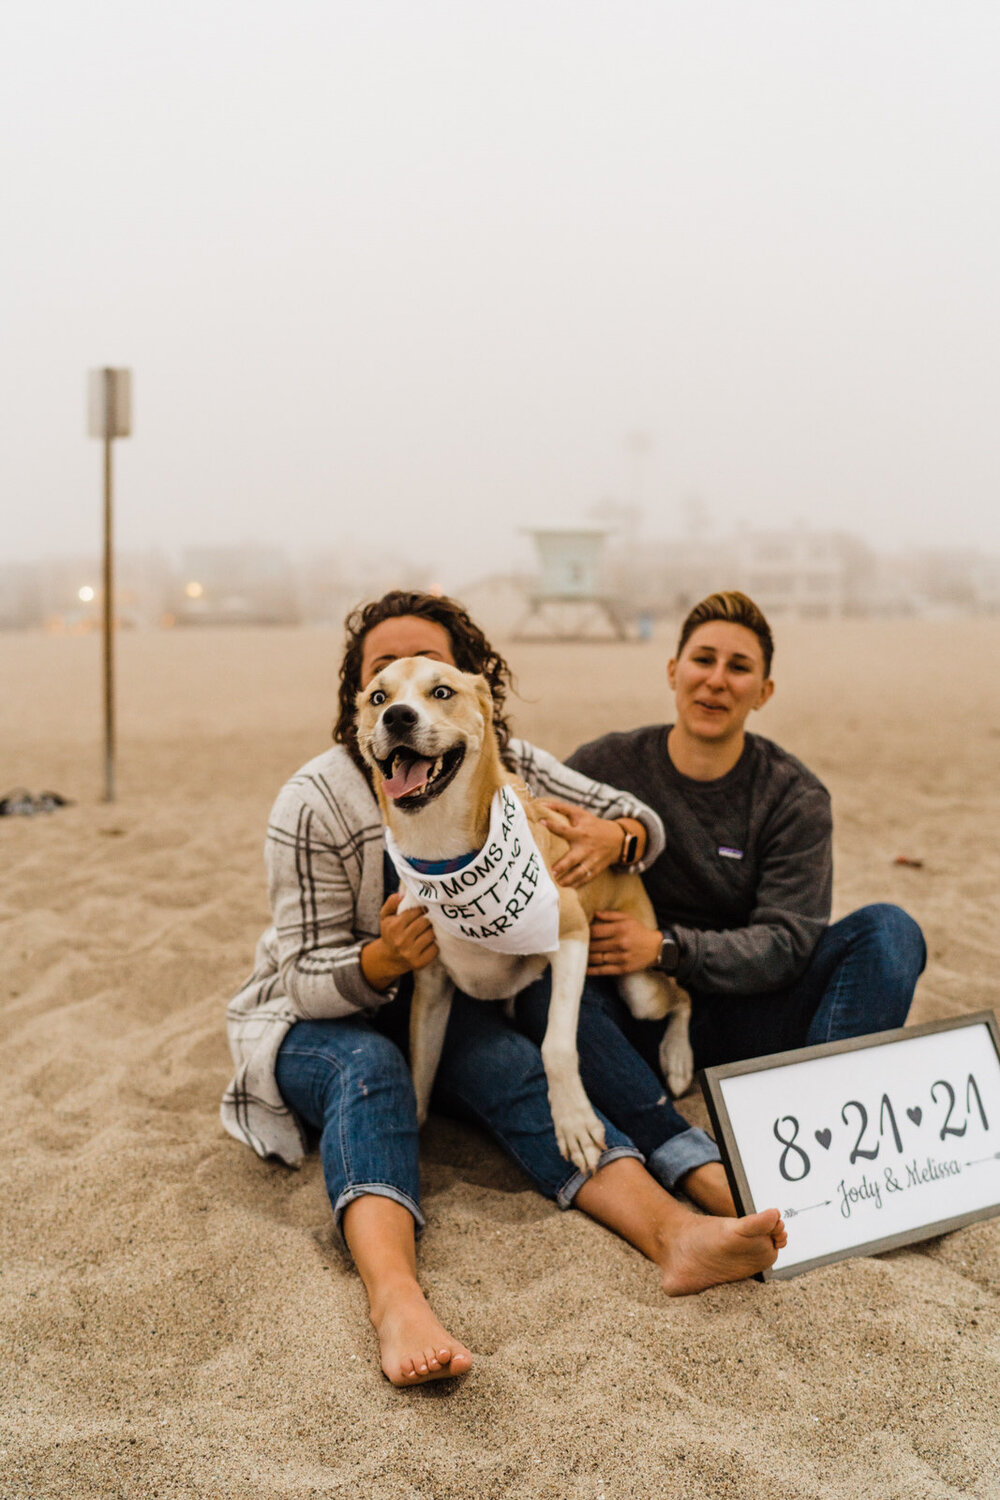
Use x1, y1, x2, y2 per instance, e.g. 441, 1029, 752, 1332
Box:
405, 851, 477, 875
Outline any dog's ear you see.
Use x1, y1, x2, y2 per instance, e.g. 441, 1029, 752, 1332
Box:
471, 674, 494, 724
354, 683, 374, 726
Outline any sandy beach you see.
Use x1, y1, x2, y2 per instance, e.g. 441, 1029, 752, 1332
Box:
3, 616, 1000, 1499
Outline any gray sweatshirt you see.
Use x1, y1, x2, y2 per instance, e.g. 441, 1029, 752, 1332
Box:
567, 726, 832, 997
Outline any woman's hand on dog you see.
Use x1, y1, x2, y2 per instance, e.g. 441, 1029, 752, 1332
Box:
537, 800, 640, 888
361, 893, 439, 990
586, 911, 662, 975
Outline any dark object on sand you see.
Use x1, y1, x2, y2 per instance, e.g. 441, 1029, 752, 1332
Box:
0, 789, 73, 817
894, 855, 924, 869
0, 788, 35, 816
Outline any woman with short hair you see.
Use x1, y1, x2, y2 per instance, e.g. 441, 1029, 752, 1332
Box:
518, 590, 925, 1090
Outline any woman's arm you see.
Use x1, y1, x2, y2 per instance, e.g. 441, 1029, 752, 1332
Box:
509, 739, 666, 880
266, 771, 399, 1016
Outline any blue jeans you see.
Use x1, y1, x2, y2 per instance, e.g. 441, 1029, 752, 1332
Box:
514, 976, 723, 1192
689, 902, 926, 1067
588, 904, 926, 1082
274, 985, 642, 1237
518, 904, 924, 1192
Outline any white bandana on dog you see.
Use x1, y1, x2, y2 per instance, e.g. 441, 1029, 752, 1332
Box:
384, 784, 561, 955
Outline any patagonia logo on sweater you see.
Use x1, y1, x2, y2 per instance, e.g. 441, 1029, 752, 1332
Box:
717, 846, 744, 860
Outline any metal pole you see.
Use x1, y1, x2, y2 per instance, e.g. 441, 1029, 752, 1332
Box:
102, 375, 115, 802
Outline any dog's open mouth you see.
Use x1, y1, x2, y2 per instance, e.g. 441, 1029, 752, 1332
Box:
377, 743, 466, 807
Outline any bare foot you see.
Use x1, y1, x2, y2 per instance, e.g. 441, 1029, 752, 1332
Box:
678, 1162, 737, 1217
370, 1283, 474, 1387
658, 1209, 787, 1295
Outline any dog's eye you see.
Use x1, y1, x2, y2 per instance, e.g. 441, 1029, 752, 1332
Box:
431, 685, 454, 700
370, 690, 387, 706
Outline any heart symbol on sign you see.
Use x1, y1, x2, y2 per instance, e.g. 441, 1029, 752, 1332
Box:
907, 1107, 923, 1126
814, 1128, 832, 1150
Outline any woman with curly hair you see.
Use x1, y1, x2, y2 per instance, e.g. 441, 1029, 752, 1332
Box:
222, 591, 784, 1386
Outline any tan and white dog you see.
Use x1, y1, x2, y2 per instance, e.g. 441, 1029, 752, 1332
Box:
356, 656, 692, 1174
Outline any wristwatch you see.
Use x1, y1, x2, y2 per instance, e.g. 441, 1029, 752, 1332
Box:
655, 929, 680, 975
616, 820, 640, 867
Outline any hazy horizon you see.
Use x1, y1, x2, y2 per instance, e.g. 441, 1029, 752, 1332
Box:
4, 2, 1000, 595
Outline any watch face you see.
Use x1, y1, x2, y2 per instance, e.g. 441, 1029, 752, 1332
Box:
659, 935, 678, 973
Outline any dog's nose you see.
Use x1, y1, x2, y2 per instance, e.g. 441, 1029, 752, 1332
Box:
382, 702, 419, 732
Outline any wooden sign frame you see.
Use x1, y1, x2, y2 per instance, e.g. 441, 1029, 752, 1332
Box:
699, 1011, 1000, 1280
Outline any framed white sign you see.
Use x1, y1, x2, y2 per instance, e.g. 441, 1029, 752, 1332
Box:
700, 1012, 1000, 1280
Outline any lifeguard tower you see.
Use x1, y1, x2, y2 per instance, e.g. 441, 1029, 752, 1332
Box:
514, 524, 627, 641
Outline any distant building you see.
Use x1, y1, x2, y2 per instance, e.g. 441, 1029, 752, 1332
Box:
0, 562, 44, 629
295, 547, 436, 627
598, 524, 887, 622
36, 555, 103, 631
972, 555, 1000, 613
31, 552, 171, 632
880, 547, 1000, 617
168, 545, 299, 626
730, 528, 846, 619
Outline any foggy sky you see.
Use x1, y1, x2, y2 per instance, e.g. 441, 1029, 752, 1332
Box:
3, 1, 999, 590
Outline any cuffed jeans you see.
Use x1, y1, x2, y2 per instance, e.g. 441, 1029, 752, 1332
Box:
274, 985, 641, 1238
514, 976, 722, 1192
584, 903, 926, 1089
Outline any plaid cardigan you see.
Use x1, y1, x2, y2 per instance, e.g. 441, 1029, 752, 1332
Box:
220, 738, 666, 1165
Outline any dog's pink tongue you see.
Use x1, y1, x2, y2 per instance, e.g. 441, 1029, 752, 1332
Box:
382, 757, 434, 800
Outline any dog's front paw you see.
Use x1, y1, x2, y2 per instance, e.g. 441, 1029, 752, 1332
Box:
550, 1089, 606, 1175
659, 1024, 694, 1098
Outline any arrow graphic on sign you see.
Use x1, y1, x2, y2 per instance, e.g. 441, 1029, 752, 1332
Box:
783, 1200, 832, 1218
965, 1152, 1000, 1167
